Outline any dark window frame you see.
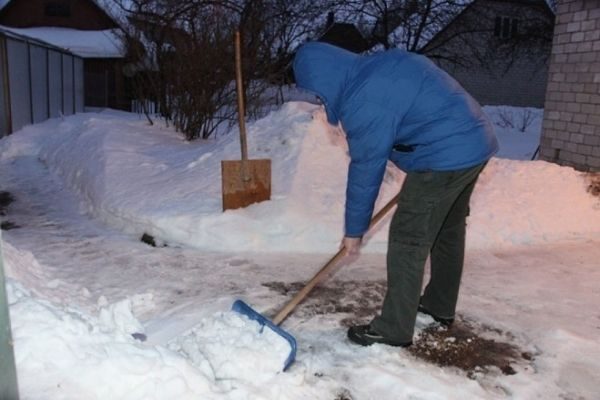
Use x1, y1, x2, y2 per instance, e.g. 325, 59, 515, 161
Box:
494, 15, 519, 39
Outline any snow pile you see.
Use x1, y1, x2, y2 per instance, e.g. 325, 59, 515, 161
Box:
2, 236, 49, 293
1, 100, 600, 400
1, 239, 297, 398
0, 103, 597, 254
7, 284, 215, 400
1, 241, 292, 398
469, 158, 599, 248
170, 311, 292, 383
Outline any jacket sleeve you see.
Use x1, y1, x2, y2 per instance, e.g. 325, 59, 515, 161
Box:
343, 108, 396, 237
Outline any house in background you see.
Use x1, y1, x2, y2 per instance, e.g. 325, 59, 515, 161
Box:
421, 0, 555, 108
0, 0, 130, 111
318, 12, 369, 54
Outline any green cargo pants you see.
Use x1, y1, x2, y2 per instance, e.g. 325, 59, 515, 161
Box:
370, 162, 487, 343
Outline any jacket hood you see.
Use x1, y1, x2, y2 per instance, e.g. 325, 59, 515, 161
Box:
293, 42, 358, 125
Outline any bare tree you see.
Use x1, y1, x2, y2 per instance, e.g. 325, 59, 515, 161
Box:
114, 1, 239, 139
331, 0, 553, 72
333, 0, 467, 51
235, 0, 334, 106
113, 0, 332, 140
419, 1, 554, 72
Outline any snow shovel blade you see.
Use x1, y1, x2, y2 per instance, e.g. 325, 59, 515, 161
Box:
221, 159, 271, 211
231, 299, 297, 371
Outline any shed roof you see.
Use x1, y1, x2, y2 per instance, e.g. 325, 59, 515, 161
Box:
0, 25, 123, 58
0, 25, 80, 57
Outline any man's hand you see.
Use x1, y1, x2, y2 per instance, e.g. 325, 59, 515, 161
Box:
341, 236, 362, 256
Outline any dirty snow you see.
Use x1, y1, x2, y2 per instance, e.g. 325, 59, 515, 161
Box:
1, 100, 599, 399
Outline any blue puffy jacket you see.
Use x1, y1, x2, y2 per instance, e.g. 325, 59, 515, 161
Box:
293, 42, 498, 237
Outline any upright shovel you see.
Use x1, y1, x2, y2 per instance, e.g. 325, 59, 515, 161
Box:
221, 31, 271, 211
232, 192, 401, 371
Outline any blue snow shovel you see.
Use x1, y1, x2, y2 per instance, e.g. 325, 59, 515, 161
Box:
232, 193, 401, 371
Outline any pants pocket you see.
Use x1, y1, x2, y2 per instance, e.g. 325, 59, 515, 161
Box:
389, 199, 436, 247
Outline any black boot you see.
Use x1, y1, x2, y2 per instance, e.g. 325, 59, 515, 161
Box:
347, 325, 412, 347
417, 304, 454, 327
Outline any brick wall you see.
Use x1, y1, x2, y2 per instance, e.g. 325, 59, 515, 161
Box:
539, 0, 600, 171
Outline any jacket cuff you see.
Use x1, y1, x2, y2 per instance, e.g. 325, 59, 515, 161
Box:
344, 232, 364, 239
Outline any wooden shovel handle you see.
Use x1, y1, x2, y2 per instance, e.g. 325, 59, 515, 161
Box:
272, 192, 401, 325
235, 31, 248, 162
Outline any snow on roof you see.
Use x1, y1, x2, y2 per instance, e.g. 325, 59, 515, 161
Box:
0, 25, 124, 58
0, 25, 76, 54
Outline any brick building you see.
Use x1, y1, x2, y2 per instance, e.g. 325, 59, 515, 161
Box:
539, 1, 600, 171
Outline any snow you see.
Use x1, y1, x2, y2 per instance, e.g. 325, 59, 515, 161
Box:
7, 279, 214, 400
1, 99, 599, 399
170, 311, 292, 382
1, 104, 596, 255
0, 25, 124, 58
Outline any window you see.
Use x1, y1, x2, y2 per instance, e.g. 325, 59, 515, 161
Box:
44, 1, 71, 17
494, 16, 518, 39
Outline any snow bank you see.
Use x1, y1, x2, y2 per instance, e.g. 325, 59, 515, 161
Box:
3, 240, 292, 399
2, 101, 599, 400
7, 284, 215, 399
0, 103, 598, 255
170, 311, 292, 383
470, 158, 599, 247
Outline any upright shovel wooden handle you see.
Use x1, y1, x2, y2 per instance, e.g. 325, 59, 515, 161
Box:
272, 192, 401, 325
235, 31, 249, 164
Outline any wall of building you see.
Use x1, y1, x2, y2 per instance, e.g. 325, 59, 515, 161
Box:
424, 0, 554, 108
449, 56, 549, 108
539, 0, 600, 171
0, 29, 84, 137
0, 37, 9, 136
84, 58, 129, 111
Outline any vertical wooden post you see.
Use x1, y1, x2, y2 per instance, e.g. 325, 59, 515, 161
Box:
0, 232, 19, 399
